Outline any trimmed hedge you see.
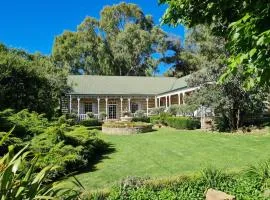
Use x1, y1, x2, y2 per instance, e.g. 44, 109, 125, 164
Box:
79, 118, 102, 127
150, 115, 200, 130
166, 117, 200, 130
132, 116, 150, 123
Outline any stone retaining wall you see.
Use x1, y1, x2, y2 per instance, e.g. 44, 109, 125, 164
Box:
102, 126, 152, 135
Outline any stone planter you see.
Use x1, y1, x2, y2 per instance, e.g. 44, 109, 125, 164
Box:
102, 122, 153, 135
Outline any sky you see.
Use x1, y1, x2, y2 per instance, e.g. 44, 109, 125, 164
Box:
0, 0, 185, 73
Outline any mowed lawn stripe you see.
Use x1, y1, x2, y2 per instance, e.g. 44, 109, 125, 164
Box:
63, 128, 270, 190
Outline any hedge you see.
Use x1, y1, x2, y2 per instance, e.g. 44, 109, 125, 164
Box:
150, 115, 200, 130
165, 117, 200, 130
79, 118, 102, 127
132, 116, 150, 123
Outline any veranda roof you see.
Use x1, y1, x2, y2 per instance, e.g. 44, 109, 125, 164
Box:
68, 75, 189, 96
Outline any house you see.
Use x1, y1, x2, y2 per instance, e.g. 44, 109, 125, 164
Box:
63, 75, 199, 120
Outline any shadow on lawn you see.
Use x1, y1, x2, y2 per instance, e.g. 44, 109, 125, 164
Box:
68, 142, 116, 177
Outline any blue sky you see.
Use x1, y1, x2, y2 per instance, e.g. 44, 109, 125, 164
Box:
0, 0, 185, 73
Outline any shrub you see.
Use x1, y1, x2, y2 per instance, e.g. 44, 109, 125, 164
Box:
99, 112, 107, 120
30, 125, 110, 180
150, 115, 161, 124
0, 131, 24, 156
0, 145, 80, 199
165, 117, 200, 130
134, 110, 146, 118
149, 107, 165, 115
79, 118, 102, 127
86, 112, 95, 118
0, 109, 49, 139
167, 105, 180, 116
132, 116, 150, 123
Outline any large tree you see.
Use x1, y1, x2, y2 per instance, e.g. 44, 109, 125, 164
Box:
182, 26, 267, 131
0, 44, 68, 117
160, 0, 270, 88
53, 2, 168, 76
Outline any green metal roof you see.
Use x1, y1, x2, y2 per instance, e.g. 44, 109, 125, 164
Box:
68, 75, 189, 96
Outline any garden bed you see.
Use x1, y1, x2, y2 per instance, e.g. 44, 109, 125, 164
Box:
102, 121, 153, 135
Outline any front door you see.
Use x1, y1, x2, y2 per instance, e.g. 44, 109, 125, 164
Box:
108, 104, 117, 119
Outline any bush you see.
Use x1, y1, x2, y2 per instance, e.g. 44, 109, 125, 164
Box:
132, 116, 150, 123
30, 125, 110, 180
165, 116, 200, 130
134, 110, 146, 118
79, 118, 102, 127
0, 145, 80, 199
86, 166, 266, 200
150, 115, 161, 124
0, 109, 49, 139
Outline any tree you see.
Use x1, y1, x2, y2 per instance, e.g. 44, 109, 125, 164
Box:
53, 2, 167, 76
182, 26, 267, 131
159, 0, 270, 88
0, 44, 68, 118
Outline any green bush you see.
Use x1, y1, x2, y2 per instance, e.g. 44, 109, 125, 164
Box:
165, 117, 201, 130
86, 166, 266, 200
79, 118, 102, 127
0, 109, 49, 139
132, 116, 150, 123
0, 145, 80, 199
31, 125, 109, 180
150, 115, 161, 124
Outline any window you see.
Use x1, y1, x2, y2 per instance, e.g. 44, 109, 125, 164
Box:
131, 103, 139, 113
84, 103, 92, 113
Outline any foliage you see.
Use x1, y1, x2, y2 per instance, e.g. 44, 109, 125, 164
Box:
149, 115, 161, 124
134, 110, 146, 118
167, 104, 198, 116
177, 25, 268, 131
160, 0, 270, 88
30, 125, 109, 180
99, 112, 107, 120
0, 44, 68, 117
86, 165, 268, 200
132, 117, 150, 123
86, 112, 94, 118
0, 131, 23, 156
167, 116, 200, 130
79, 119, 102, 127
149, 107, 165, 115
0, 109, 49, 138
53, 2, 169, 76
0, 145, 80, 200
132, 110, 150, 122
165, 116, 200, 130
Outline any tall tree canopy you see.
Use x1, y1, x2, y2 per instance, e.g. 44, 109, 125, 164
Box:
160, 0, 270, 88
0, 44, 68, 117
53, 2, 170, 76
183, 26, 266, 131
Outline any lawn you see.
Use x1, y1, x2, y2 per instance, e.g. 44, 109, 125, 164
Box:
65, 127, 270, 190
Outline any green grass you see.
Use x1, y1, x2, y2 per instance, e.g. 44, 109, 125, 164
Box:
64, 127, 270, 190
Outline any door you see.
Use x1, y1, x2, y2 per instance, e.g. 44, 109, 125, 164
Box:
108, 104, 117, 119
